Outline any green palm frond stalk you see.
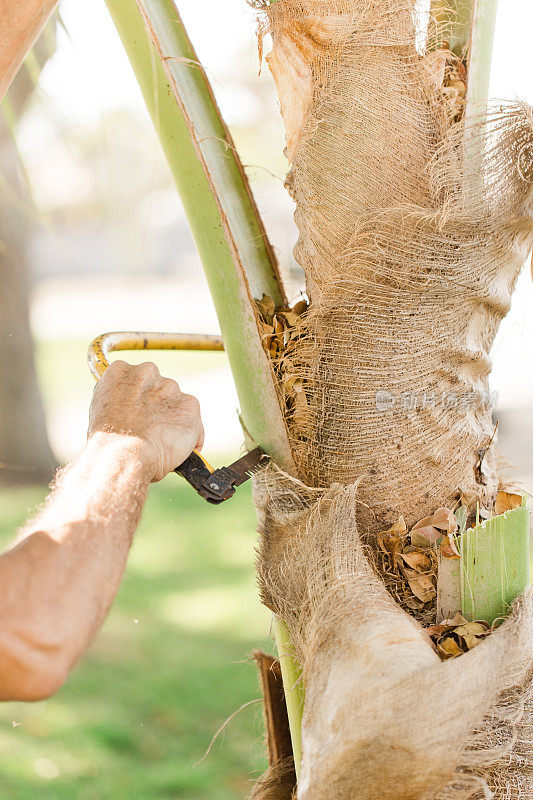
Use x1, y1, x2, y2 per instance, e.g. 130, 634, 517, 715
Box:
104, 0, 295, 474
105, 0, 301, 775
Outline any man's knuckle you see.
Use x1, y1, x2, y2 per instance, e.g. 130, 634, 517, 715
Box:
108, 360, 128, 373
137, 362, 159, 379
162, 377, 179, 393
182, 394, 201, 413
140, 361, 158, 372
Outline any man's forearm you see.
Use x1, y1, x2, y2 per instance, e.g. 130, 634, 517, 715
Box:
0, 0, 58, 101
0, 360, 204, 701
0, 433, 151, 700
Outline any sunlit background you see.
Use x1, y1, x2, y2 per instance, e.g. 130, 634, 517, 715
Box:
18, 0, 301, 465
0, 1, 532, 797
11, 0, 533, 473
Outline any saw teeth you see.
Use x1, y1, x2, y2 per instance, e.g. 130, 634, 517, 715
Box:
245, 466, 262, 477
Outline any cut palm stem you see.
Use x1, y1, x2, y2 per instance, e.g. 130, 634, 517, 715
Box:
436, 0, 499, 617
461, 501, 530, 625
437, 553, 462, 621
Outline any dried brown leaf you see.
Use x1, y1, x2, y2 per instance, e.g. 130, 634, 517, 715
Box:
432, 619, 491, 661
283, 374, 299, 395
426, 623, 448, 638
381, 516, 407, 539
412, 507, 457, 535
410, 530, 434, 549
403, 596, 427, 611
260, 294, 276, 319
440, 534, 461, 560
398, 551, 432, 573
406, 574, 436, 603
441, 613, 468, 627
452, 622, 490, 651
410, 525, 441, 546
437, 636, 463, 660
447, 78, 466, 97
291, 299, 307, 315
279, 311, 300, 327
377, 516, 407, 557
495, 490, 522, 516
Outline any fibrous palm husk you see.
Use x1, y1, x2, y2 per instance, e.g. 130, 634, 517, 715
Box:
249, 1, 533, 798
253, 469, 533, 800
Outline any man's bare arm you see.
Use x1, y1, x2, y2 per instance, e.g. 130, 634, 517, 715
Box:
0, 361, 203, 701
0, 0, 58, 102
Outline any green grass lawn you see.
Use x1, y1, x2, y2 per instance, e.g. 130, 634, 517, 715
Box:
0, 479, 271, 799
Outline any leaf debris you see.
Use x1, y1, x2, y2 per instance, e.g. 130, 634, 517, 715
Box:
255, 293, 310, 437
427, 617, 491, 660
377, 514, 438, 621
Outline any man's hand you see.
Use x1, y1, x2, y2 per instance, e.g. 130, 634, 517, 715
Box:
88, 361, 204, 482
0, 361, 205, 702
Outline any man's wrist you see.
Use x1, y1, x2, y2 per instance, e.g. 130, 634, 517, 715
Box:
86, 431, 156, 483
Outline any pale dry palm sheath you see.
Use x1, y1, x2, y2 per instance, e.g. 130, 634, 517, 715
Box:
251, 1, 533, 798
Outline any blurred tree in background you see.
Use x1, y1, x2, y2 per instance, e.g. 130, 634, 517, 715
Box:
0, 27, 57, 484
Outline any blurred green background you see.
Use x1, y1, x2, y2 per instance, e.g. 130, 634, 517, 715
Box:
0, 476, 271, 799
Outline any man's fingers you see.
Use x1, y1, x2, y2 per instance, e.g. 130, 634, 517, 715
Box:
195, 424, 205, 451
158, 377, 182, 397
92, 359, 127, 392
180, 394, 203, 426
109, 359, 129, 372
177, 394, 204, 450
180, 393, 201, 414
136, 361, 161, 383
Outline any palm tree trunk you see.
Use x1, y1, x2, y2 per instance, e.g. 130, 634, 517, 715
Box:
0, 125, 56, 483
0, 32, 57, 484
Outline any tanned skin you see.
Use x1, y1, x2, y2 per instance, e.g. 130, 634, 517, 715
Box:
0, 361, 204, 702
0, 0, 58, 102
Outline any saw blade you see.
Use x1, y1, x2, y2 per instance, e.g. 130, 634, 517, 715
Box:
227, 447, 269, 486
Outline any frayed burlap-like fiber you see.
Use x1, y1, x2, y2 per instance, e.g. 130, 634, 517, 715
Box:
248, 1, 533, 798
260, 0, 533, 530
248, 757, 296, 800
254, 468, 533, 800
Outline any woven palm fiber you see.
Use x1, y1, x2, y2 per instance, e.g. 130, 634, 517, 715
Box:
249, 1, 533, 798
253, 471, 533, 799
260, 0, 533, 529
